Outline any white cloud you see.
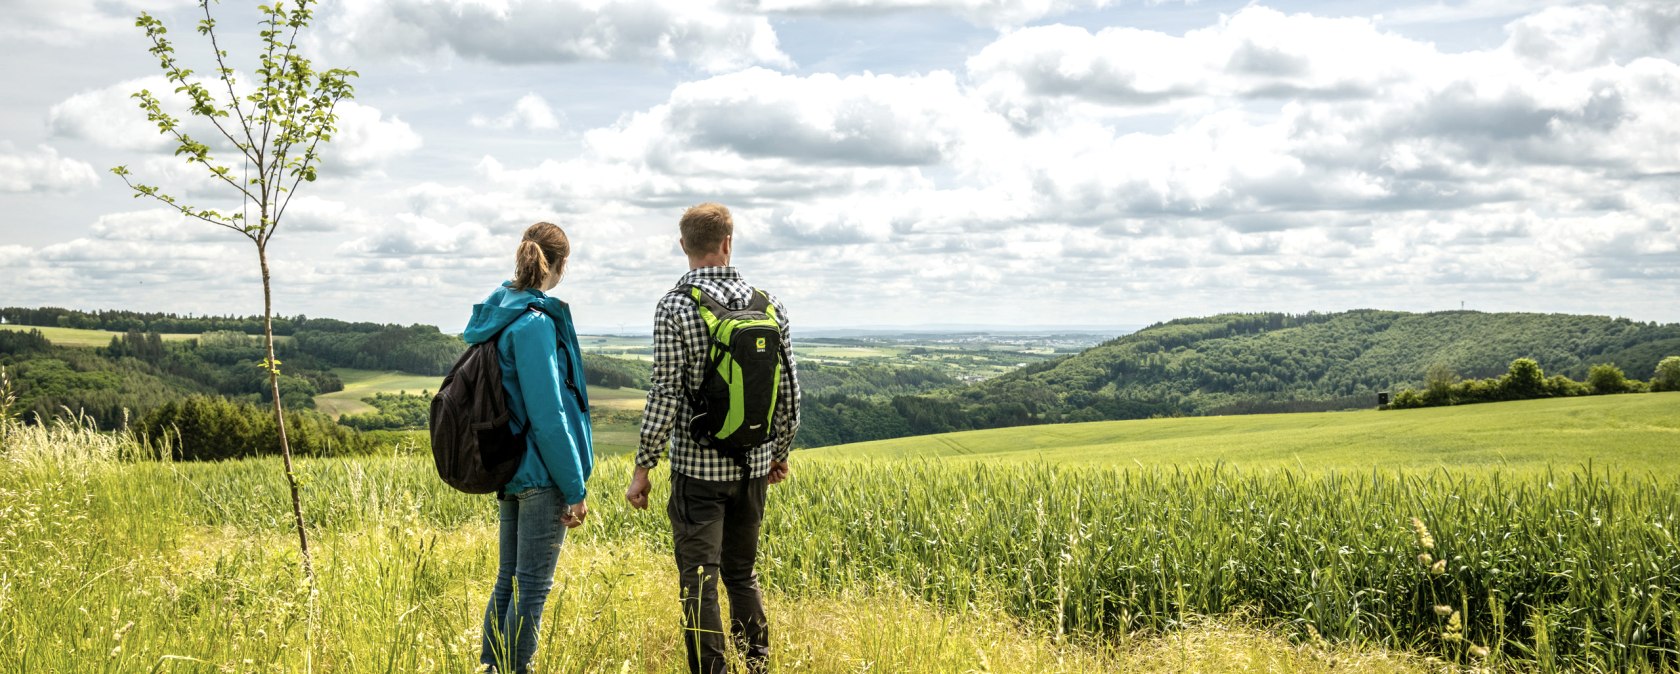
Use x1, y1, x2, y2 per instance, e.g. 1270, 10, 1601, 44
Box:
50, 79, 420, 173
0, 0, 192, 45
336, 214, 500, 258
319, 0, 792, 73
470, 93, 563, 131
280, 196, 368, 234
0, 145, 100, 193
90, 209, 225, 243
478, 67, 1010, 214
322, 101, 424, 170
967, 9, 1438, 128
738, 0, 1119, 27
48, 76, 178, 152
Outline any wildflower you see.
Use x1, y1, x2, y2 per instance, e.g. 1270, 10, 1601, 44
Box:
1470, 645, 1490, 658
1434, 604, 1454, 617
1418, 553, 1433, 567
1430, 559, 1447, 575
1411, 517, 1435, 550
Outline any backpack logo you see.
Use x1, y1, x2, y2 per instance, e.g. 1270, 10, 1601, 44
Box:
755, 337, 767, 351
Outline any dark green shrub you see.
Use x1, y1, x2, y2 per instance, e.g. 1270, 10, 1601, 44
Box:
135, 395, 373, 460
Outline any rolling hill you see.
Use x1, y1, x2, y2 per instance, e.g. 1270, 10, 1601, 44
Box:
798, 310, 1680, 447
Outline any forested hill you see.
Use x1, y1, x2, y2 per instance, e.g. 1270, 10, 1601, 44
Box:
799, 310, 1680, 446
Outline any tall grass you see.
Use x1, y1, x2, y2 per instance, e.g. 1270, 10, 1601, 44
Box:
2, 416, 1676, 671
770, 460, 1680, 671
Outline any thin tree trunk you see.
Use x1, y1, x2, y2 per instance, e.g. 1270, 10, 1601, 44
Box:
260, 243, 314, 582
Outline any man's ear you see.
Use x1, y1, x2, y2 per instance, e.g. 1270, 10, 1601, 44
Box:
679, 237, 690, 255
720, 235, 733, 257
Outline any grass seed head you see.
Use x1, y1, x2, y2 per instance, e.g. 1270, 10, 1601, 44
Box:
1410, 517, 1435, 550
1430, 559, 1447, 575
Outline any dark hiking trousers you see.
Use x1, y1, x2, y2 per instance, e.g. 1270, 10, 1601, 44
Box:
669, 471, 770, 674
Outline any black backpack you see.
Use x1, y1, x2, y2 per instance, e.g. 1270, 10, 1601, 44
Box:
429, 309, 533, 494
683, 284, 785, 471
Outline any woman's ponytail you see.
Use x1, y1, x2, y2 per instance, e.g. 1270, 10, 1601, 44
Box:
510, 222, 570, 291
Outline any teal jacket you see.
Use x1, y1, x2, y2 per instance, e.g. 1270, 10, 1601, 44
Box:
461, 282, 593, 503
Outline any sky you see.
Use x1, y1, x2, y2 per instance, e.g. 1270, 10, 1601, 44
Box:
1, 0, 1677, 334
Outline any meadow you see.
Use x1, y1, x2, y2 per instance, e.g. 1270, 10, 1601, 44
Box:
3, 395, 1678, 672
312, 368, 446, 418
0, 324, 204, 348
817, 393, 1680, 475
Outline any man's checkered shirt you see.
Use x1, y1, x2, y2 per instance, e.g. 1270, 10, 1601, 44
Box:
635, 266, 801, 481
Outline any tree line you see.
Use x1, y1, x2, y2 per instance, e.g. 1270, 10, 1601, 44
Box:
1389, 356, 1680, 408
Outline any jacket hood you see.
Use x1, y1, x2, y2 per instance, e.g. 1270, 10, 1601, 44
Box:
462, 282, 569, 345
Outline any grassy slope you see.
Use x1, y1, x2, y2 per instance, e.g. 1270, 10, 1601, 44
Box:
811, 392, 1680, 475
0, 324, 201, 347
317, 368, 647, 419
0, 323, 299, 348
314, 368, 445, 417
314, 369, 647, 457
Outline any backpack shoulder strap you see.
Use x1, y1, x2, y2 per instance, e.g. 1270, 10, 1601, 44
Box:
682, 283, 731, 319
745, 288, 772, 314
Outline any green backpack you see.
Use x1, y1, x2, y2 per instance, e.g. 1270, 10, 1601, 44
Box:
683, 284, 785, 465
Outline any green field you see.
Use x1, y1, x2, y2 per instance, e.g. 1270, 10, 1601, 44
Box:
591, 385, 648, 411
5, 394, 1680, 671
313, 368, 445, 417
578, 335, 654, 361
0, 324, 203, 347
815, 393, 1680, 474
0, 323, 297, 349
315, 367, 645, 421
798, 344, 909, 360
2, 420, 1447, 674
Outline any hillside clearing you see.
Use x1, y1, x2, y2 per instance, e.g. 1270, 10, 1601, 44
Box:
313, 368, 444, 417
0, 324, 230, 348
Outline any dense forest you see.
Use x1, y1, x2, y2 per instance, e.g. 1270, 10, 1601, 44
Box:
1, 328, 335, 428
795, 310, 1680, 446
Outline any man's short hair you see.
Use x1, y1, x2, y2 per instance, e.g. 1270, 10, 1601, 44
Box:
680, 202, 733, 255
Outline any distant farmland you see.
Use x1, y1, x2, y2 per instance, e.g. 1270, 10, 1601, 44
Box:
812, 392, 1680, 475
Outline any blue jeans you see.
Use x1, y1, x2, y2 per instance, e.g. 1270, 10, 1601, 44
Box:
481, 487, 568, 674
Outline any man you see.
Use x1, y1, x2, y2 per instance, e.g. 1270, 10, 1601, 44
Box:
625, 202, 801, 674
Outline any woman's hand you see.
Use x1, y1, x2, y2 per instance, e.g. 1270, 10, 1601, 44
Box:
562, 499, 588, 528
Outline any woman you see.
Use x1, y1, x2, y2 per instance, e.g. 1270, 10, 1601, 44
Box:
462, 222, 594, 674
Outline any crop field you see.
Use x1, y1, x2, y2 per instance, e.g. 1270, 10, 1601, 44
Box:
4, 395, 1679, 672
0, 324, 208, 348
590, 385, 649, 411
817, 393, 1680, 475
579, 335, 655, 361
797, 343, 910, 360
314, 368, 445, 417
